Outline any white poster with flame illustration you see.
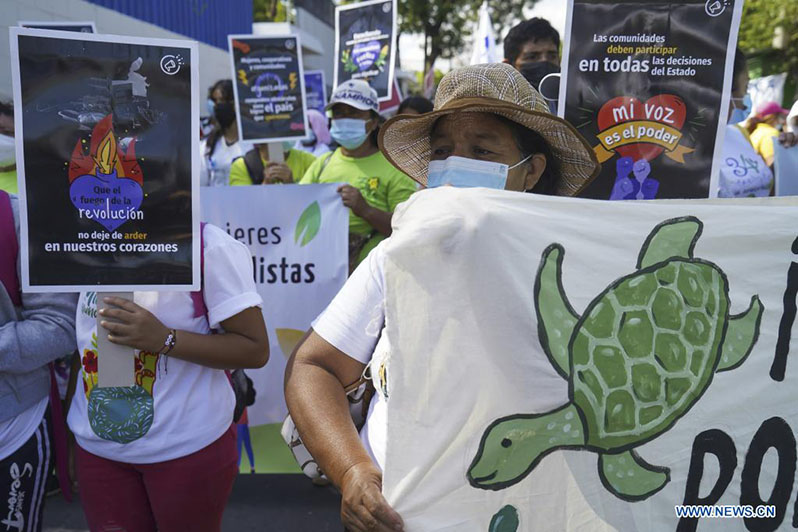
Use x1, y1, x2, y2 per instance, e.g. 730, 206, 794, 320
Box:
381, 189, 798, 531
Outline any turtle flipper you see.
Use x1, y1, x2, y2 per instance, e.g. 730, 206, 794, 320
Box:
718, 295, 763, 372
535, 244, 578, 378
598, 450, 670, 501
637, 217, 703, 269
489, 505, 519, 532
468, 404, 585, 490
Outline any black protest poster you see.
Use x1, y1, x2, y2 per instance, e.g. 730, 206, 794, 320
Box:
560, 0, 742, 200
229, 35, 308, 143
18, 21, 96, 33
10, 28, 199, 291
335, 0, 397, 102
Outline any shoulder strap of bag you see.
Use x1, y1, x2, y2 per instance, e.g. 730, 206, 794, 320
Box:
186, 224, 245, 420
190, 222, 208, 319
0, 191, 21, 306
243, 149, 265, 185
48, 363, 72, 502
314, 151, 335, 181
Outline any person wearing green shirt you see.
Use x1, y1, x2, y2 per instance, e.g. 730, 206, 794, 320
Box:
228, 143, 316, 185
0, 102, 17, 194
299, 80, 416, 271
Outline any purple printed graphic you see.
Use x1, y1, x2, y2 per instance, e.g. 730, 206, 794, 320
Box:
609, 156, 635, 200
608, 157, 659, 200
352, 40, 381, 71
68, 115, 144, 232
69, 169, 143, 232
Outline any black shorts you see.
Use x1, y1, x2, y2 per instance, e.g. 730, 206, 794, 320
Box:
0, 409, 53, 532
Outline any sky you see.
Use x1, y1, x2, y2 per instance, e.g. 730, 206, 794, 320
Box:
398, 0, 567, 74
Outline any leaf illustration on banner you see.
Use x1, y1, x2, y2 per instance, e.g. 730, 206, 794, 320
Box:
276, 328, 306, 358
294, 201, 321, 246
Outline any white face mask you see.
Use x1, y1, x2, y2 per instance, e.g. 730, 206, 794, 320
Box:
426, 155, 532, 189
0, 135, 15, 166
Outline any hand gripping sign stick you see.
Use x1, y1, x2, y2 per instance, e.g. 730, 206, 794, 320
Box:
96, 292, 136, 387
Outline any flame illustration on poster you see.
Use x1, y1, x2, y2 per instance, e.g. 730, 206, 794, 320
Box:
68, 115, 143, 232
468, 217, 763, 502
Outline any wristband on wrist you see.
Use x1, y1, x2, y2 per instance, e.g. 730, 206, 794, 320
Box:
159, 329, 177, 355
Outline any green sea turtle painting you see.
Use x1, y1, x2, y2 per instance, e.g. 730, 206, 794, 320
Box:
468, 217, 763, 501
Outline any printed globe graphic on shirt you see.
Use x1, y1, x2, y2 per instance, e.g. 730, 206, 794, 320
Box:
468, 217, 763, 502
82, 293, 161, 444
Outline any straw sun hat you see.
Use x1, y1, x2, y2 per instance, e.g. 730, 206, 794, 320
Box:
379, 62, 600, 196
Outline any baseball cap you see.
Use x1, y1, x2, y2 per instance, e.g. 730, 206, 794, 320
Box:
755, 101, 790, 118
326, 80, 379, 113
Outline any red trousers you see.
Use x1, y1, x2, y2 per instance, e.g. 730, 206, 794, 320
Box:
76, 425, 238, 532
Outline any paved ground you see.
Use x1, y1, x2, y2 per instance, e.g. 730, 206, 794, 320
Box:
42, 474, 343, 531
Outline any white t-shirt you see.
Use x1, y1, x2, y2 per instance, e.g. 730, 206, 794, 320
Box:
787, 100, 798, 133
312, 242, 389, 469
0, 398, 47, 461
718, 124, 773, 198
199, 136, 250, 187
67, 224, 262, 463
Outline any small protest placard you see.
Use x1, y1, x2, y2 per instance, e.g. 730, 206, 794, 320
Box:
334, 0, 397, 102
304, 70, 327, 113
229, 35, 309, 144
18, 21, 96, 33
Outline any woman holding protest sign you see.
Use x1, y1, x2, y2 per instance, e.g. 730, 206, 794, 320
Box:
284, 63, 600, 532
200, 79, 249, 187
228, 142, 316, 186
298, 80, 417, 273
67, 224, 270, 531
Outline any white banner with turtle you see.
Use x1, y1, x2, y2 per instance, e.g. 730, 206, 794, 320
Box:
380, 188, 798, 531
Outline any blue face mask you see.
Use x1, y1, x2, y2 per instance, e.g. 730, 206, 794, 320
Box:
729, 94, 752, 125
426, 155, 532, 190
206, 98, 216, 117
330, 118, 370, 150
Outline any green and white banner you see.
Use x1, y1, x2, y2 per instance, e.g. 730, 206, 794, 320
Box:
201, 184, 348, 424
381, 189, 798, 531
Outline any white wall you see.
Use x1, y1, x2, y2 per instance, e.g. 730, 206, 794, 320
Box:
252, 8, 336, 96
0, 0, 232, 103
295, 7, 335, 93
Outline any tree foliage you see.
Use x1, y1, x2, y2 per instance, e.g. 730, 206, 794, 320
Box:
738, 0, 798, 74
398, 1, 537, 71
254, 0, 289, 23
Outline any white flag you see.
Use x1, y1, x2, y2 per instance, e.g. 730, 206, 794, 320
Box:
423, 63, 436, 99
470, 1, 498, 65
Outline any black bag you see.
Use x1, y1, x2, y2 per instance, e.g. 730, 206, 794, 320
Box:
230, 369, 256, 423
242, 149, 266, 184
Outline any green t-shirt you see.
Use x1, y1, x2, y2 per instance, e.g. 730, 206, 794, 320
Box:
228, 148, 316, 186
0, 169, 17, 194
299, 148, 417, 262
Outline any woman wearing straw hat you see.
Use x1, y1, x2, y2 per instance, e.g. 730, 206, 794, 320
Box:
285, 62, 599, 531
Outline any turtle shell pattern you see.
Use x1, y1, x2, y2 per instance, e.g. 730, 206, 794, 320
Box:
571, 258, 729, 450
